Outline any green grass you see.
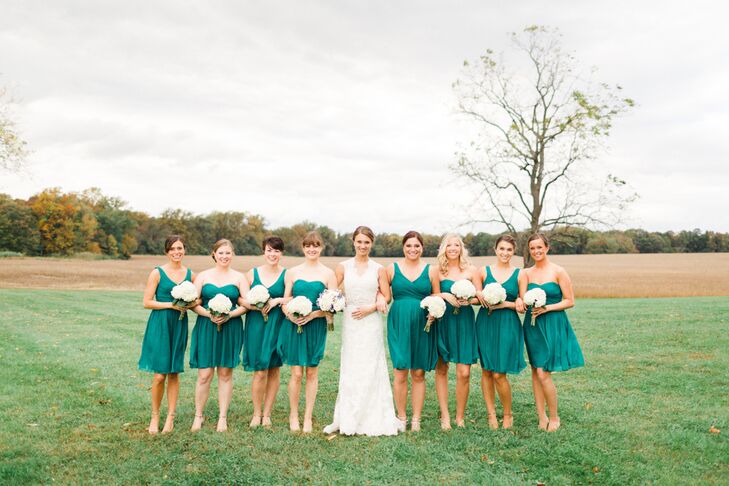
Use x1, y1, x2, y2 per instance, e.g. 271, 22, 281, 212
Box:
0, 290, 727, 485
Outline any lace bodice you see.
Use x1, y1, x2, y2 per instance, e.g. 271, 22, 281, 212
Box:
342, 258, 381, 307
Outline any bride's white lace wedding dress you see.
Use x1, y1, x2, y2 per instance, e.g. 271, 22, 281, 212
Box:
323, 258, 402, 436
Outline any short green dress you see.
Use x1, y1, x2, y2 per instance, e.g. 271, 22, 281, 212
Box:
437, 279, 478, 365
387, 263, 438, 371
523, 282, 584, 372
277, 280, 328, 367
475, 267, 526, 374
189, 283, 244, 369
138, 267, 192, 374
243, 268, 286, 371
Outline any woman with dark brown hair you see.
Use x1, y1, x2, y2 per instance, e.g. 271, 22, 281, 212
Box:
139, 235, 196, 434
475, 234, 526, 430
385, 230, 440, 431
518, 233, 584, 432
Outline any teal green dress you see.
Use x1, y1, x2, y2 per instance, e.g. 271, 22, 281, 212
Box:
189, 283, 244, 369
475, 267, 526, 374
437, 279, 478, 365
243, 268, 286, 371
277, 280, 328, 367
387, 263, 438, 371
138, 267, 192, 374
523, 282, 584, 372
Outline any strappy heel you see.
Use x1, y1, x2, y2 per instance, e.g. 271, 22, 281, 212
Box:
148, 412, 160, 435
502, 413, 513, 429
547, 417, 561, 432
487, 413, 499, 430
216, 415, 228, 432
410, 417, 421, 432
249, 415, 263, 428
161, 413, 175, 434
191, 414, 204, 432
262, 416, 272, 428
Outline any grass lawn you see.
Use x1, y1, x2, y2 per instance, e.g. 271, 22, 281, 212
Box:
0, 290, 727, 485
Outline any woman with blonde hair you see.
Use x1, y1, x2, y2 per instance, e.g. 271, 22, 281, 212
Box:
434, 233, 480, 429
189, 239, 249, 432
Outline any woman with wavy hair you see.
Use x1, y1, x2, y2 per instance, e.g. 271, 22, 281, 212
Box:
433, 233, 480, 429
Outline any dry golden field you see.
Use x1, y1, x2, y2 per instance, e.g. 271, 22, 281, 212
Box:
1, 253, 727, 297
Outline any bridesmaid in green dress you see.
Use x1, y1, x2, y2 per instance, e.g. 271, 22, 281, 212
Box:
189, 239, 249, 433
138, 235, 196, 434
518, 233, 585, 432
278, 231, 337, 433
434, 233, 480, 430
386, 231, 440, 432
242, 236, 286, 428
475, 234, 526, 430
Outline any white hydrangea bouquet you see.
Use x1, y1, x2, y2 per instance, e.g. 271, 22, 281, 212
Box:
482, 282, 507, 315
170, 281, 199, 320
317, 289, 346, 331
523, 288, 547, 326
450, 279, 477, 314
420, 296, 446, 332
287, 296, 313, 334
246, 285, 271, 322
208, 293, 233, 332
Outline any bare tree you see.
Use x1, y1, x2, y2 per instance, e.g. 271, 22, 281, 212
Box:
1, 85, 29, 173
452, 26, 636, 261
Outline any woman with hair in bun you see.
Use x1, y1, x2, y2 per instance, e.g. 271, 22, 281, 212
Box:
518, 233, 584, 432
278, 231, 337, 433
189, 239, 249, 432
138, 235, 196, 434
323, 226, 402, 436
385, 230, 440, 432
434, 233, 480, 430
242, 236, 287, 428
475, 234, 526, 430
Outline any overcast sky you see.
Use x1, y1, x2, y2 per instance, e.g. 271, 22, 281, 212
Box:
1, 0, 727, 234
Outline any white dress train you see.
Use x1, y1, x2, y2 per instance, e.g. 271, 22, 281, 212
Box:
323, 258, 402, 436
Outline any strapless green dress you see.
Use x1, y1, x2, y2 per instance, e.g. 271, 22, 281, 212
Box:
523, 282, 584, 372
243, 268, 286, 371
138, 267, 191, 374
475, 267, 526, 374
189, 283, 244, 369
387, 263, 438, 371
277, 280, 328, 367
437, 279, 478, 365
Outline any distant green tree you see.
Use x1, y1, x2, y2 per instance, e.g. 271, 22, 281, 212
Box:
0, 194, 39, 254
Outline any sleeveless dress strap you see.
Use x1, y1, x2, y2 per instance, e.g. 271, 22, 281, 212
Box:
185, 268, 192, 281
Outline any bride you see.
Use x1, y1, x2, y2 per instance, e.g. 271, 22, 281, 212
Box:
323, 226, 404, 436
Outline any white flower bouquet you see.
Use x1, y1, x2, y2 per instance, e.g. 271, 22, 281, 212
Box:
246, 285, 271, 322
482, 282, 507, 315
170, 281, 199, 320
207, 293, 233, 331
287, 296, 313, 334
420, 296, 446, 332
523, 288, 547, 326
450, 279, 477, 314
317, 289, 346, 331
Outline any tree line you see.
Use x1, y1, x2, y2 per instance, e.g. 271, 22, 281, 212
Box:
1, 188, 728, 258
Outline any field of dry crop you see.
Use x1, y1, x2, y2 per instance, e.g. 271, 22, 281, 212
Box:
1, 253, 727, 297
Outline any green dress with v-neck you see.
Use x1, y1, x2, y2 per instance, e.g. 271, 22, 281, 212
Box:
475, 267, 526, 374
387, 263, 438, 371
138, 266, 192, 374
437, 279, 478, 365
277, 279, 328, 367
523, 282, 584, 372
243, 268, 286, 371
189, 283, 244, 369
